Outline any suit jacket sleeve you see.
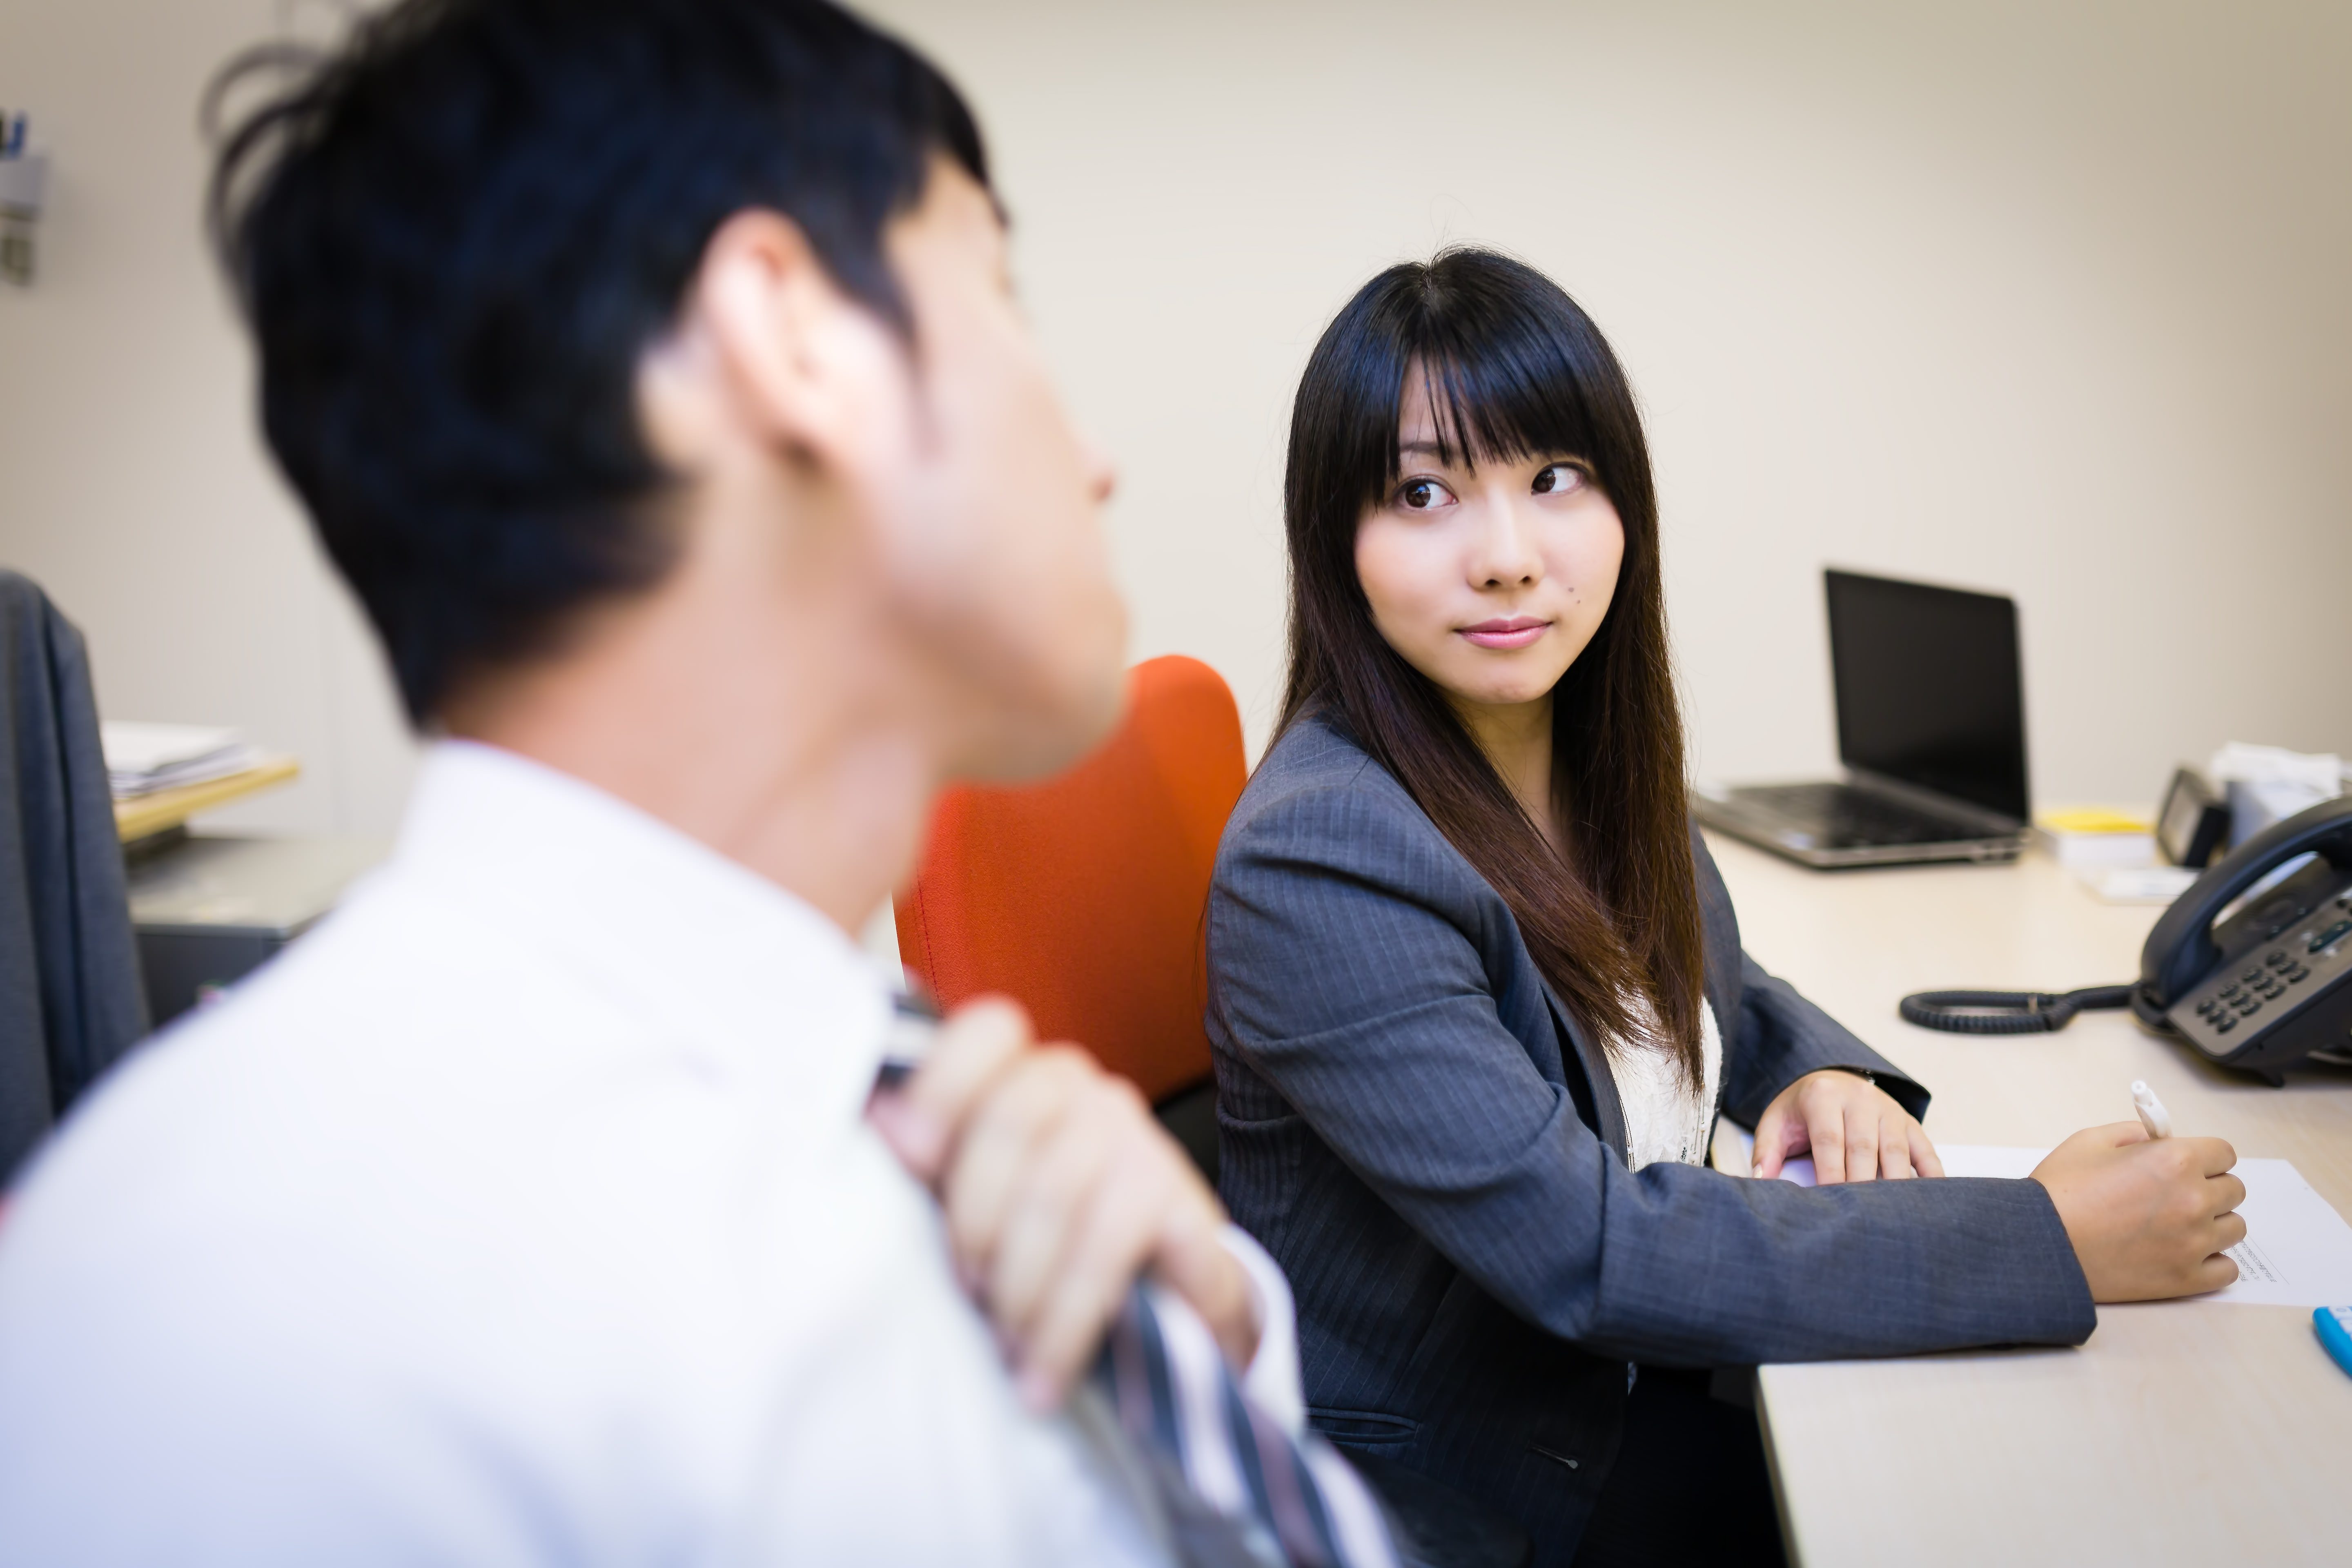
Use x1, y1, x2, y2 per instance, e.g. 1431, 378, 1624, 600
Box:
1209, 777, 2094, 1368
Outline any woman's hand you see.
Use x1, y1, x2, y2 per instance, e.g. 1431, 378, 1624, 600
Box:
1753, 1068, 1943, 1183
867, 996, 1257, 1411
2029, 1123, 2244, 1301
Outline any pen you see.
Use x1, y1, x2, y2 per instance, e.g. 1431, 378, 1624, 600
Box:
2131, 1080, 2173, 1140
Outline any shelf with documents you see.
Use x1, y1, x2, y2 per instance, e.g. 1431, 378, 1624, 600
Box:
114, 757, 300, 844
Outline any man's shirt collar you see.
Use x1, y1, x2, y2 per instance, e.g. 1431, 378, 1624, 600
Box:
392, 739, 892, 1127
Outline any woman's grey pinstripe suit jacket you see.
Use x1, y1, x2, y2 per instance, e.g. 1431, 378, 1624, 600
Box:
1206, 715, 2094, 1564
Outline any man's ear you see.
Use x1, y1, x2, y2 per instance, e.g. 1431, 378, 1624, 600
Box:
679, 208, 903, 467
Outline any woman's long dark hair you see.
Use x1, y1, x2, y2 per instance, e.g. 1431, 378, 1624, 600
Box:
1280, 247, 1704, 1082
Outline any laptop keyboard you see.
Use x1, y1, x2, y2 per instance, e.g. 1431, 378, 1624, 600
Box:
1737, 782, 1985, 848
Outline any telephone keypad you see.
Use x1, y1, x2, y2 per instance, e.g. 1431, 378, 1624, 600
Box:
2170, 881, 2352, 1064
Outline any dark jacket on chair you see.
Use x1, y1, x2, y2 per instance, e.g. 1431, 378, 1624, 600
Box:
1206, 714, 2093, 1565
0, 572, 147, 1182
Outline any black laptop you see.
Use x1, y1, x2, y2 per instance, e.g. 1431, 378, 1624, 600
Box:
1692, 569, 2032, 869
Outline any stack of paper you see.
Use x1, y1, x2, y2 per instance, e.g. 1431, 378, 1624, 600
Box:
101, 722, 260, 799
2076, 865, 2202, 904
2035, 806, 2203, 904
2037, 807, 2158, 871
2210, 742, 2346, 844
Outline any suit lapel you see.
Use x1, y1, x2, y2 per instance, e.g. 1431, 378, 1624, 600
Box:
1540, 979, 1629, 1161
1690, 827, 1745, 1118
1538, 849, 1740, 1163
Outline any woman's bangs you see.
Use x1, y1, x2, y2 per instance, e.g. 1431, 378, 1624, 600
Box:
1401, 326, 1598, 484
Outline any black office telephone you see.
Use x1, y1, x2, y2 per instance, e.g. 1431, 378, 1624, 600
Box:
1901, 795, 2352, 1083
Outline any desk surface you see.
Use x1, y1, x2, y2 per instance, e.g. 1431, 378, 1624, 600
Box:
1703, 831, 2352, 1566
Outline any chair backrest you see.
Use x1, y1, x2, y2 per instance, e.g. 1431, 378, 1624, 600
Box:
0, 571, 148, 1185
895, 656, 1247, 1104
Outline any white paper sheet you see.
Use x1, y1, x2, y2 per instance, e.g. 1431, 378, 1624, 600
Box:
1718, 1122, 1816, 1185
1717, 1123, 2352, 1307
1938, 1146, 2352, 1307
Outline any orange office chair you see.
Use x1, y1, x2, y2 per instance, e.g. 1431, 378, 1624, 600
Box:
894, 655, 1247, 1177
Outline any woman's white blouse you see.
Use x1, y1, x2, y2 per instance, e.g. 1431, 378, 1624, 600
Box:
1608, 998, 1724, 1171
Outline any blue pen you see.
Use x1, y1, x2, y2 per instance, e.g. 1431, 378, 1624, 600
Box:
2317, 1307, 2352, 1381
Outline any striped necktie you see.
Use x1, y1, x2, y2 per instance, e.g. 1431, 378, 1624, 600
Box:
1085, 1279, 1400, 1568
875, 993, 1399, 1568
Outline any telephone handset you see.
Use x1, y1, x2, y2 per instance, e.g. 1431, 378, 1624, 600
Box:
1901, 795, 2352, 1083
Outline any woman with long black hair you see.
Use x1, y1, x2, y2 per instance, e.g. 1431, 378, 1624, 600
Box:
1206, 248, 2245, 1566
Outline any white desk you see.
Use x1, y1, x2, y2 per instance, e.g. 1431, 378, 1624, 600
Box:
1701, 831, 2352, 1568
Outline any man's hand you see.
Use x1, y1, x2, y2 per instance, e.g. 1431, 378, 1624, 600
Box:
1753, 1068, 1942, 1183
867, 996, 1256, 1411
2030, 1123, 2245, 1301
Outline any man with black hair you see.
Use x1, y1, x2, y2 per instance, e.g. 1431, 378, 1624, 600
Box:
0, 2, 1315, 1561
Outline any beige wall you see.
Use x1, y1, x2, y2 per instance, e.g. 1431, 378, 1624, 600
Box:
0, 0, 415, 836
3, 0, 2348, 840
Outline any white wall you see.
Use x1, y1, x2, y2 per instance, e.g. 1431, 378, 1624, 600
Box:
4, 0, 2348, 839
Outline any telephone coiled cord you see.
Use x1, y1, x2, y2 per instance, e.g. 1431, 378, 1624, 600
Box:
1897, 984, 2137, 1035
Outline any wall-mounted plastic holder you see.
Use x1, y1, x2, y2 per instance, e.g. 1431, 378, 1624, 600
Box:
1, 113, 49, 287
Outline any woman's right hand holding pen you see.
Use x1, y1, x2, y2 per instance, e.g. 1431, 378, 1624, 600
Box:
2030, 1124, 2247, 1301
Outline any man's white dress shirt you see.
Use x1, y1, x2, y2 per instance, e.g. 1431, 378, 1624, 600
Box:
0, 742, 1305, 1565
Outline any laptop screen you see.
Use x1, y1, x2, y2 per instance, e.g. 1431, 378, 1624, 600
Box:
1824, 570, 2029, 823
